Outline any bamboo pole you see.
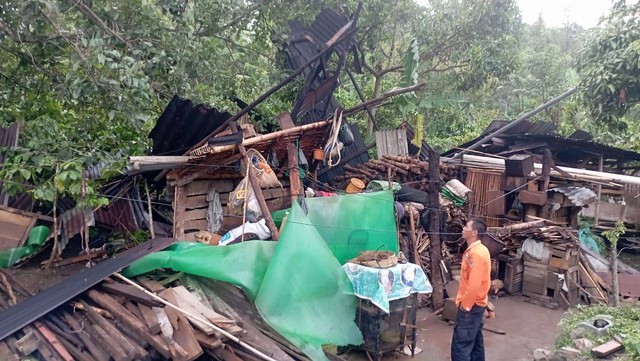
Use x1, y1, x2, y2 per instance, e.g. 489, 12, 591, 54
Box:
192, 119, 331, 156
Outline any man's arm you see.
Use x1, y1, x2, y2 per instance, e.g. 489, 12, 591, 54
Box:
459, 253, 484, 311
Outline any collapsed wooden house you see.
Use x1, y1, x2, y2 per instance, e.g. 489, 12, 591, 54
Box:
438, 119, 640, 308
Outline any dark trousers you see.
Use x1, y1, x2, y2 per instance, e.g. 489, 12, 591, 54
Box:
451, 305, 485, 361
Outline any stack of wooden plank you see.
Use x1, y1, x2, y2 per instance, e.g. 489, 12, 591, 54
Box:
489, 221, 613, 307
0, 274, 249, 361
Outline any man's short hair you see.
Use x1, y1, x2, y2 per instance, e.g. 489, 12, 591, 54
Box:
468, 217, 487, 235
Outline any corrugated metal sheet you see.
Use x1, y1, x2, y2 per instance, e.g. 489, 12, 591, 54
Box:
8, 193, 33, 212
149, 95, 232, 156
55, 207, 95, 256
376, 129, 408, 158
550, 186, 597, 207
284, 8, 368, 183
0, 123, 20, 206
307, 8, 355, 53
442, 119, 640, 165
500, 134, 640, 163
94, 197, 139, 235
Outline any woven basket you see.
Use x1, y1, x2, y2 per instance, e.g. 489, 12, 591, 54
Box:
349, 250, 398, 268
242, 148, 282, 189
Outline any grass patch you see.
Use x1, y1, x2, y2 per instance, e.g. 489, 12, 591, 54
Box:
557, 305, 640, 360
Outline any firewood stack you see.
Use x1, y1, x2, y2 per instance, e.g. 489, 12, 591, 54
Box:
490, 221, 579, 255
0, 271, 281, 361
332, 155, 458, 190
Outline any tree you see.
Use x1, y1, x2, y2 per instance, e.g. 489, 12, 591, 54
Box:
576, 2, 640, 131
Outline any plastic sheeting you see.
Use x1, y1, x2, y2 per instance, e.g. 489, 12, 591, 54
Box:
0, 226, 50, 268
122, 241, 274, 300
123, 200, 366, 360
296, 190, 398, 264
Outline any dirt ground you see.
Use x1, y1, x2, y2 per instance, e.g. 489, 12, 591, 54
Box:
348, 295, 566, 361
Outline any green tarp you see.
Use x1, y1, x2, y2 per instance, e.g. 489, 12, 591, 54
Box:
123, 190, 398, 360
0, 226, 50, 268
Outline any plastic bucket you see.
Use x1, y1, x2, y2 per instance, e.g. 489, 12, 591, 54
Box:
345, 178, 365, 194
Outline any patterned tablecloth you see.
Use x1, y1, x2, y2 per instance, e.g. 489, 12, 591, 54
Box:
342, 262, 432, 313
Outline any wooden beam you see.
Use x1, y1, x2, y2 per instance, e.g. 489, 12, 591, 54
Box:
287, 143, 301, 205
86, 290, 171, 358
428, 147, 444, 309
101, 282, 164, 307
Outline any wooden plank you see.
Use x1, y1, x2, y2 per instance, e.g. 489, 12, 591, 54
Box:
581, 202, 640, 224
135, 277, 167, 294
160, 290, 217, 335
174, 185, 188, 239
184, 208, 208, 221
159, 289, 203, 361
0, 340, 20, 361
102, 282, 165, 307
86, 289, 172, 358
549, 257, 570, 270
0, 222, 28, 241
33, 320, 74, 361
138, 304, 162, 334
124, 302, 145, 322
182, 220, 209, 233
262, 187, 290, 200
55, 335, 96, 361
193, 329, 222, 349
0, 205, 54, 222
208, 180, 235, 193
88, 323, 130, 361
79, 298, 140, 361
0, 209, 32, 226
187, 181, 212, 197
184, 195, 208, 209
15, 331, 40, 356
172, 286, 236, 326
63, 312, 110, 361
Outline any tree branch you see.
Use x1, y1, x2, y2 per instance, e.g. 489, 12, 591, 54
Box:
379, 65, 403, 76
74, 0, 128, 45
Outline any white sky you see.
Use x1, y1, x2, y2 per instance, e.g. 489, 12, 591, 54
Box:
515, 0, 613, 28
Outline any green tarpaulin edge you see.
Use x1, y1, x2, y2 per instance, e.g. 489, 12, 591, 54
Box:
0, 226, 51, 268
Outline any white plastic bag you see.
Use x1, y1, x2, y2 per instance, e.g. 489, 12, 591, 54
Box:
228, 177, 262, 221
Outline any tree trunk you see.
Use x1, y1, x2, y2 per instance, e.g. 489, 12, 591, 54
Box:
610, 244, 619, 306
428, 147, 444, 309
366, 74, 383, 136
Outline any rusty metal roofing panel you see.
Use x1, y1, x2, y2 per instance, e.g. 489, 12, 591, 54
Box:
94, 197, 139, 235
549, 186, 597, 207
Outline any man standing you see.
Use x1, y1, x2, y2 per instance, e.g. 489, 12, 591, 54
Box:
451, 218, 491, 361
